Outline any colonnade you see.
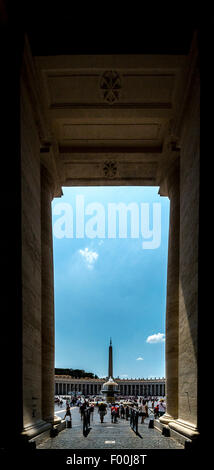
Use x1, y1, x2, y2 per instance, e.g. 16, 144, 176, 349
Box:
55, 380, 166, 397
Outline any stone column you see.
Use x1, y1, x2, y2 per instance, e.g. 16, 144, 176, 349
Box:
160, 158, 180, 425
41, 165, 55, 423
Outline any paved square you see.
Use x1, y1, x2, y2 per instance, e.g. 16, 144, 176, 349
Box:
37, 406, 184, 450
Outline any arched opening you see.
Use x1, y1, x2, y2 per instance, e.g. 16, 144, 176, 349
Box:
1, 18, 200, 451
52, 186, 170, 408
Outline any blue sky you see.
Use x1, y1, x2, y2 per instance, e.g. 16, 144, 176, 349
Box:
52, 186, 170, 379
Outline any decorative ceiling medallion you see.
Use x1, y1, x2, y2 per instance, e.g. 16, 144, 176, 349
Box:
100, 71, 122, 104
103, 160, 117, 178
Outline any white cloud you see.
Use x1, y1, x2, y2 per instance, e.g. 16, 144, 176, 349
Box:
79, 247, 98, 268
136, 357, 144, 361
120, 374, 128, 378
146, 333, 165, 344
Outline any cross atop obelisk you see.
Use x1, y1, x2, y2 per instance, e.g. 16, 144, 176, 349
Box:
108, 338, 113, 378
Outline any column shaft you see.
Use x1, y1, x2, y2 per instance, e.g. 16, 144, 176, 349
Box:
160, 159, 180, 424
41, 165, 55, 423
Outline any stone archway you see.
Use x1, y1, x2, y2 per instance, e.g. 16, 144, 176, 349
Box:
2, 27, 199, 449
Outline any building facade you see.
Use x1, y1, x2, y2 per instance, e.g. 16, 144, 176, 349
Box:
55, 376, 165, 398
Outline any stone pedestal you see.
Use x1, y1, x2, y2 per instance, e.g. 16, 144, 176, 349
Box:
160, 158, 179, 425
168, 419, 199, 440
41, 165, 55, 423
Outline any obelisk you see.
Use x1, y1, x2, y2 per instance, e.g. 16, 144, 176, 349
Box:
108, 338, 113, 378
101, 338, 119, 403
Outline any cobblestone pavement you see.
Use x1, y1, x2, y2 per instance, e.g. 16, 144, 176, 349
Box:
37, 405, 184, 450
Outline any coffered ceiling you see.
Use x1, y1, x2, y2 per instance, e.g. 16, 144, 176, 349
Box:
34, 52, 188, 187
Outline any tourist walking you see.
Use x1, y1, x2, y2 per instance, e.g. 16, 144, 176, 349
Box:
154, 403, 159, 419
111, 404, 117, 423
125, 405, 130, 420
115, 404, 119, 420
89, 403, 94, 421
147, 398, 152, 414
120, 404, 125, 419
158, 399, 166, 417
79, 402, 86, 421
139, 400, 147, 423
64, 407, 72, 428
99, 403, 107, 423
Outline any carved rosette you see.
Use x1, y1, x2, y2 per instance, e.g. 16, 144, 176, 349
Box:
103, 160, 117, 178
100, 71, 122, 104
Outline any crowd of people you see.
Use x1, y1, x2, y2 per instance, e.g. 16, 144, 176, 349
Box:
54, 395, 166, 427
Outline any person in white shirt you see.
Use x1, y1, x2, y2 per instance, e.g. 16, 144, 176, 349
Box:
158, 399, 166, 416
147, 399, 153, 418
